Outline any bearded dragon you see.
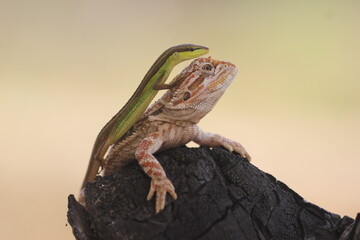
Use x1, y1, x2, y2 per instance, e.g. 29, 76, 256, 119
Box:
81, 44, 209, 191
92, 57, 251, 213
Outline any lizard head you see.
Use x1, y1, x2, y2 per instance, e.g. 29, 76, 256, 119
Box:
159, 57, 237, 123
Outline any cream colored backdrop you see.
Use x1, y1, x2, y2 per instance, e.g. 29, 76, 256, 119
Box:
1, 1, 359, 239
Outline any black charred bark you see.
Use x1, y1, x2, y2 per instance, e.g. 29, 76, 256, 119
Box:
67, 146, 359, 240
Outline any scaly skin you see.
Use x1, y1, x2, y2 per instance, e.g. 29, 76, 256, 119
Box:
104, 57, 251, 213
81, 44, 209, 190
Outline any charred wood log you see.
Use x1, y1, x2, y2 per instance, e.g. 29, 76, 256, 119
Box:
67, 146, 359, 240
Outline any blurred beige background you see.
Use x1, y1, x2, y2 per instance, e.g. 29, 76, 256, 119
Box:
1, 0, 359, 239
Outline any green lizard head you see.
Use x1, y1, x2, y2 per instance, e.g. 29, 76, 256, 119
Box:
169, 44, 209, 63
142, 44, 209, 91
157, 44, 209, 69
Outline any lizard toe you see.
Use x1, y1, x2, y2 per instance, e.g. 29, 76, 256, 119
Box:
147, 184, 156, 201
149, 177, 177, 213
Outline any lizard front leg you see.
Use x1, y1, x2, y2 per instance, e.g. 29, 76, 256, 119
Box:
194, 127, 251, 161
135, 132, 177, 213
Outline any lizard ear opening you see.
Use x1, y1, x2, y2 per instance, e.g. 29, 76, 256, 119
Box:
183, 91, 191, 101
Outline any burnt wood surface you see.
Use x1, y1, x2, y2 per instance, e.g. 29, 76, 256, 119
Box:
67, 146, 359, 240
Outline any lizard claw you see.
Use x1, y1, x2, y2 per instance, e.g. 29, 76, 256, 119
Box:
147, 177, 177, 213
217, 136, 251, 161
232, 142, 251, 162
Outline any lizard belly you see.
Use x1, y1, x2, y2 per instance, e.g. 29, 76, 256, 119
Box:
159, 123, 198, 151
102, 120, 196, 175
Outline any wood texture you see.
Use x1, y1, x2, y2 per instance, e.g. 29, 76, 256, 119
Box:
67, 146, 359, 240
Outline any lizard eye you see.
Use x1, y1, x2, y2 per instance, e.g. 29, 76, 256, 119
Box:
183, 91, 191, 101
202, 64, 213, 71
